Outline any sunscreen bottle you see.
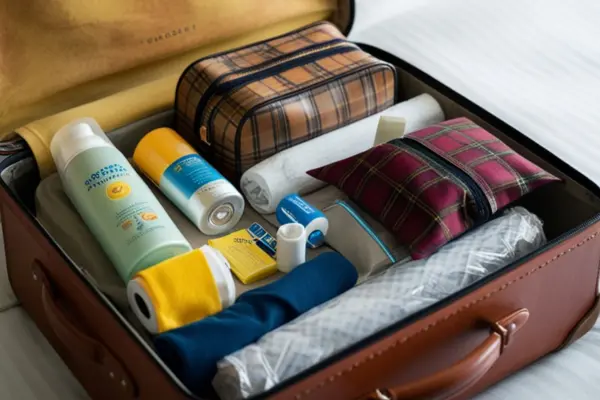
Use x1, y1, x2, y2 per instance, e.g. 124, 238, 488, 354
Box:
50, 119, 192, 281
133, 128, 244, 236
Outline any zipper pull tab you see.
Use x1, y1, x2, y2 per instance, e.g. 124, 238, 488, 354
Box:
199, 126, 211, 145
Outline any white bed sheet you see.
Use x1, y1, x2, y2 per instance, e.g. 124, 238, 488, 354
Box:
351, 0, 600, 185
0, 307, 86, 399
350, 1, 600, 398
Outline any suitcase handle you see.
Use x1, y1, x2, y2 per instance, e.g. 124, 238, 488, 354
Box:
360, 308, 529, 400
32, 260, 137, 398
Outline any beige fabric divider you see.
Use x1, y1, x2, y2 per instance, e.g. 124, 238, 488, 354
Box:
0, 0, 341, 137
9, 12, 338, 178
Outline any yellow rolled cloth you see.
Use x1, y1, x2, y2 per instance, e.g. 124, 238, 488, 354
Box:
127, 246, 236, 334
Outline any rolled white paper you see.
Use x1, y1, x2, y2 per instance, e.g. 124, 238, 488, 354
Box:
241, 94, 444, 214
127, 278, 160, 334
276, 223, 307, 273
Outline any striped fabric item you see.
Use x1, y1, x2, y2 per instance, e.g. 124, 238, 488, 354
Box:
175, 21, 396, 179
308, 118, 559, 259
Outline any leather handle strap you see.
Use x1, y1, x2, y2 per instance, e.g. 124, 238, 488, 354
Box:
360, 308, 529, 400
32, 260, 136, 398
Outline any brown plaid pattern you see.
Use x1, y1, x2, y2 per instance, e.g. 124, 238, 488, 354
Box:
174, 21, 396, 179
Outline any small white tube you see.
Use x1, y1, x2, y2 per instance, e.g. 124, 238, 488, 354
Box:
276, 223, 307, 273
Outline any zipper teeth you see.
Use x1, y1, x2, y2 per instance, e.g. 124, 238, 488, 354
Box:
176, 20, 334, 112
397, 139, 469, 189
204, 44, 358, 147
193, 39, 349, 137
233, 62, 396, 176
399, 138, 491, 222
221, 41, 352, 85
255, 46, 600, 399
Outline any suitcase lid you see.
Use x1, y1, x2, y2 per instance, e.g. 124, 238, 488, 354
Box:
0, 0, 354, 176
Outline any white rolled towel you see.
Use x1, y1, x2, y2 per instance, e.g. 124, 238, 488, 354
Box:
240, 94, 444, 214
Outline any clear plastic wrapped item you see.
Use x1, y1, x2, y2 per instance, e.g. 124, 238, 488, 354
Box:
213, 207, 546, 399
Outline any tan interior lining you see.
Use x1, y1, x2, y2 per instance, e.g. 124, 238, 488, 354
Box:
33, 110, 341, 311
2, 2, 344, 139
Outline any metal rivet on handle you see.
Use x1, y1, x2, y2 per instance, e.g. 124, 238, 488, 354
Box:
121, 380, 127, 387
32, 273, 37, 281
109, 372, 115, 379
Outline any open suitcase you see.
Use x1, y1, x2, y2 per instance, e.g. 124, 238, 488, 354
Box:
2, 1, 600, 399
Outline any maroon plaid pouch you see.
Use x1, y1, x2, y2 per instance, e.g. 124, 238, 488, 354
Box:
307, 117, 559, 259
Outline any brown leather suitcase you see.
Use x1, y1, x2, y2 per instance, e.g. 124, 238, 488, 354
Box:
2, 1, 600, 399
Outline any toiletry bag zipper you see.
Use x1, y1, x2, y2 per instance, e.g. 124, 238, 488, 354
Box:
194, 39, 357, 145
397, 138, 492, 224
174, 20, 340, 120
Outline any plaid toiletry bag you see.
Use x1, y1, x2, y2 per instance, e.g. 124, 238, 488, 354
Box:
308, 117, 560, 259
174, 21, 397, 180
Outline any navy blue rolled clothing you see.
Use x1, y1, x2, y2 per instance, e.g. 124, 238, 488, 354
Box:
153, 252, 357, 394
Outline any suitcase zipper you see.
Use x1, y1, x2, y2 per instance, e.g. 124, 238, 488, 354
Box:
397, 137, 492, 224
232, 62, 396, 176
196, 40, 357, 145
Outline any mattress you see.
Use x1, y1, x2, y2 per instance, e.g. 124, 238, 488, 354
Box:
350, 0, 600, 398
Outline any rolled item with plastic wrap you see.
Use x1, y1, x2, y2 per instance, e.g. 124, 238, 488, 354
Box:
213, 207, 546, 399
240, 94, 444, 214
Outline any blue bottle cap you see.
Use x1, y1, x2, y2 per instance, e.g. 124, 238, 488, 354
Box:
307, 230, 325, 249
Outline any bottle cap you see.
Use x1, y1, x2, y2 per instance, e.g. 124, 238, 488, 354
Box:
50, 118, 112, 173
276, 223, 307, 273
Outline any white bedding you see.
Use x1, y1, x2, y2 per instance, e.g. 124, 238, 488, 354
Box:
0, 307, 86, 399
350, 1, 600, 398
351, 0, 600, 185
